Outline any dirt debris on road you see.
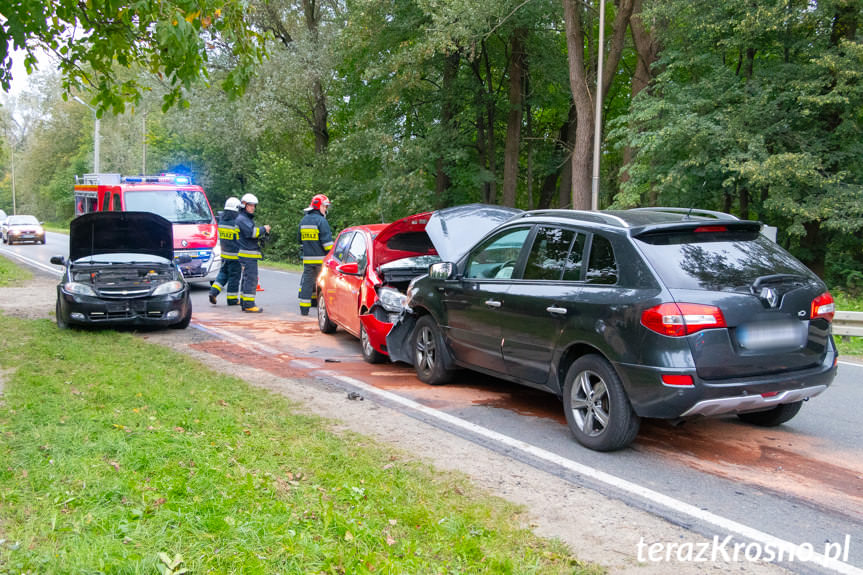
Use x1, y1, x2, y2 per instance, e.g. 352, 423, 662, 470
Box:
0, 272, 792, 574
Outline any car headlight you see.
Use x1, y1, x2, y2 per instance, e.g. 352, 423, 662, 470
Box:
63, 282, 97, 296
378, 286, 407, 313
152, 280, 185, 296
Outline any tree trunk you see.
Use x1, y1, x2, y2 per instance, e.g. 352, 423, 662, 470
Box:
502, 28, 527, 208
484, 44, 498, 205
311, 78, 329, 154
538, 104, 576, 209
304, 0, 329, 154
435, 52, 460, 206
622, 0, 660, 192
563, 0, 634, 210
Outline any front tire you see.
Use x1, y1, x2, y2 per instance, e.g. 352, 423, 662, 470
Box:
171, 304, 192, 329
317, 294, 337, 334
737, 401, 803, 426
412, 315, 453, 385
361, 324, 386, 364
55, 299, 68, 330
562, 355, 640, 451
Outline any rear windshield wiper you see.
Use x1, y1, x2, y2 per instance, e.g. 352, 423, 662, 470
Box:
749, 274, 809, 294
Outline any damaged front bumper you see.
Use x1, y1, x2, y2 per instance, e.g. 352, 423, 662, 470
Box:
384, 310, 418, 365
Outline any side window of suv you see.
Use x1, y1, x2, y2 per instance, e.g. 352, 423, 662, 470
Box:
332, 232, 354, 262
585, 235, 617, 285
523, 226, 577, 281
464, 227, 531, 279
562, 233, 587, 281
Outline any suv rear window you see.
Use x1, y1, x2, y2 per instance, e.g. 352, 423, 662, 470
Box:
635, 230, 814, 290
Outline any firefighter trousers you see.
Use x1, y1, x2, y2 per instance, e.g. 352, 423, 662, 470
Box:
239, 257, 260, 309
209, 258, 241, 305
298, 263, 321, 313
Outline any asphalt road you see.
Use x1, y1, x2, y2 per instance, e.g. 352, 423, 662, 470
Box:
4, 230, 862, 574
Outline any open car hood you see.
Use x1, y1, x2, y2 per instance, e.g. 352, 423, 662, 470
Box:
425, 204, 523, 262
372, 211, 436, 267
69, 211, 174, 262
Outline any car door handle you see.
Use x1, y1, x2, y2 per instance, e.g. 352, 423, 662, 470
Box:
546, 306, 567, 315
485, 299, 502, 308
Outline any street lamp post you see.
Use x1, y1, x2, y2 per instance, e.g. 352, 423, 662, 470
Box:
591, 0, 606, 212
9, 137, 15, 215
73, 96, 100, 174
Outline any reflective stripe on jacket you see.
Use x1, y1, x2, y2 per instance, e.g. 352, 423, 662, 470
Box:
298, 209, 333, 264
236, 210, 265, 259
218, 210, 240, 258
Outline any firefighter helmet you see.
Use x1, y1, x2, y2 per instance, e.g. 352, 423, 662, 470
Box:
241, 193, 258, 206
309, 194, 331, 211
224, 197, 241, 211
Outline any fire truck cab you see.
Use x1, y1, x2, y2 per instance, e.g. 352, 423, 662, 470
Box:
74, 173, 221, 284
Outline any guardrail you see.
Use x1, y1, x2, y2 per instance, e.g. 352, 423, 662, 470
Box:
834, 310, 863, 339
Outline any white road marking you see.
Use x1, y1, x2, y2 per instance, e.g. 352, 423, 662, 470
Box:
0, 248, 63, 275
193, 319, 862, 575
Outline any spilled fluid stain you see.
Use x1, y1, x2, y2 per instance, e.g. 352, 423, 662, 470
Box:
193, 317, 863, 520
635, 419, 863, 520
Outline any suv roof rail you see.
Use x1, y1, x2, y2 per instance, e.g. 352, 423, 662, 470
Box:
521, 209, 630, 228
629, 207, 739, 221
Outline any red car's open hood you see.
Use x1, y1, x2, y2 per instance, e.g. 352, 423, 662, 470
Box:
372, 211, 436, 267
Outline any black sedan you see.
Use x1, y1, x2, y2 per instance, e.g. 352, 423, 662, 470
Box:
51, 212, 192, 329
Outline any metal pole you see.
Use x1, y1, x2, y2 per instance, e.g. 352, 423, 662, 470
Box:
73, 96, 100, 174
10, 141, 15, 215
142, 112, 146, 174
94, 115, 100, 175
591, 0, 606, 212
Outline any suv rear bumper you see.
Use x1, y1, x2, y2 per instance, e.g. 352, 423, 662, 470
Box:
614, 346, 837, 419
679, 384, 827, 417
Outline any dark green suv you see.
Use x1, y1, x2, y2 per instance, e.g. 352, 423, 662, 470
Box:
387, 206, 838, 451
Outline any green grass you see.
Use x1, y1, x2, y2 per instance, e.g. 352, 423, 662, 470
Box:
261, 260, 304, 273
832, 290, 863, 358
0, 255, 33, 287
0, 316, 599, 575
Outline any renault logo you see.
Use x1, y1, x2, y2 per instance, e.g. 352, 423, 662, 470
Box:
181, 239, 188, 247
760, 287, 779, 308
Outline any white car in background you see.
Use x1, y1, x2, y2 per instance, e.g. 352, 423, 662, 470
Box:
2, 215, 46, 245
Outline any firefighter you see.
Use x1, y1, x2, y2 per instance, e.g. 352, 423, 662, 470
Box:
297, 194, 333, 315
236, 193, 271, 313
209, 197, 242, 306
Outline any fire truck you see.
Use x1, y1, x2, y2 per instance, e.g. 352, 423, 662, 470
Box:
73, 173, 221, 284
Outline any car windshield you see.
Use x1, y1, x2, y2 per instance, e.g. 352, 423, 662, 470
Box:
635, 231, 814, 291
123, 190, 213, 224
8, 215, 39, 225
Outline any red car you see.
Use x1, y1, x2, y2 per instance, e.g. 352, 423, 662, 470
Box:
316, 212, 439, 363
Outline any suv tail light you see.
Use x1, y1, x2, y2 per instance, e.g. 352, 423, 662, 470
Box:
641, 302, 727, 337
810, 292, 834, 322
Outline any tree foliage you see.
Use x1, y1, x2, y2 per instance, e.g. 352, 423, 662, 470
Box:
611, 0, 863, 282
1, 0, 265, 114
2, 0, 862, 286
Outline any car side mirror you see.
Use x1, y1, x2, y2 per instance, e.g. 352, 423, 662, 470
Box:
50, 256, 66, 266
338, 262, 360, 275
429, 262, 456, 280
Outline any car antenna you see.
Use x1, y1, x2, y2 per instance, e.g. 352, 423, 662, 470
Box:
685, 206, 694, 220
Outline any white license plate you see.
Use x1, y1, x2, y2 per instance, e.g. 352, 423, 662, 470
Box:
736, 319, 807, 351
